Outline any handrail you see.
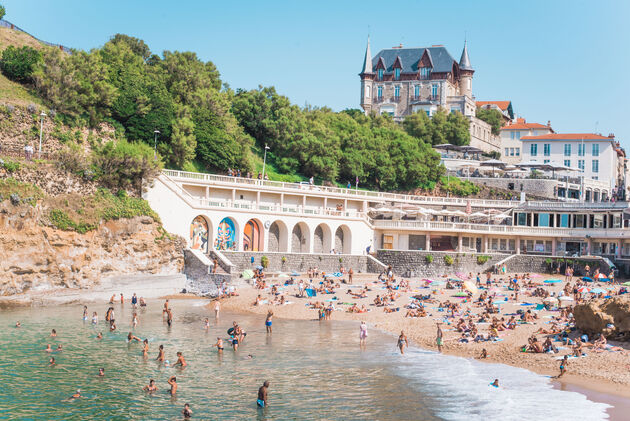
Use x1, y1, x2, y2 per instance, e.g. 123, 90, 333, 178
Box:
162, 169, 516, 208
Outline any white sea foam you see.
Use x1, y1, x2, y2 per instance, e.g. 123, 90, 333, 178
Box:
392, 347, 610, 421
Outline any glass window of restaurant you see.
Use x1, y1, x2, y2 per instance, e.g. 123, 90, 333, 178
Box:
491, 238, 499, 251
574, 214, 586, 228
508, 239, 516, 251
613, 214, 622, 228
500, 239, 507, 251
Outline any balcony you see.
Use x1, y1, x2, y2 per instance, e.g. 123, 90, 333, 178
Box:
374, 96, 385, 103
391, 96, 401, 103
410, 95, 439, 103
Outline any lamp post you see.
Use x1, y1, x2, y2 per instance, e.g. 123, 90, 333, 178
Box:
38, 111, 47, 158
261, 143, 270, 183
153, 130, 160, 159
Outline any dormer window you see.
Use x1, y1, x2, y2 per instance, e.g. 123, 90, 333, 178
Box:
394, 68, 400, 80
378, 69, 384, 80
420, 67, 431, 79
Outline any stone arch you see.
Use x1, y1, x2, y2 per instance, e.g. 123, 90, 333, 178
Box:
313, 223, 332, 254
215, 217, 239, 251
268, 220, 289, 252
243, 218, 264, 251
291, 222, 311, 253
190, 215, 212, 253
334, 224, 352, 254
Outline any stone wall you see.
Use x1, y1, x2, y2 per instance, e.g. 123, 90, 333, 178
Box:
503, 254, 612, 277
467, 178, 557, 199
376, 250, 508, 278
221, 251, 376, 274
183, 249, 227, 296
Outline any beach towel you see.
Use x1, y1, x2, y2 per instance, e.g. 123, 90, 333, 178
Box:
305, 288, 316, 298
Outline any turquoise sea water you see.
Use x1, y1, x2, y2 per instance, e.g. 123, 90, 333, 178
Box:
0, 299, 613, 420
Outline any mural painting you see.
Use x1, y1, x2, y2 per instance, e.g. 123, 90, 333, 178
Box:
244, 219, 262, 251
190, 216, 209, 252
215, 217, 237, 250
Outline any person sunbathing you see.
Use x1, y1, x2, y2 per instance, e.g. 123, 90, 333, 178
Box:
526, 337, 543, 353
383, 307, 399, 313
591, 334, 607, 351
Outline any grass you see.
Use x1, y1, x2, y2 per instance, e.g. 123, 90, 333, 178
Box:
0, 177, 44, 205
46, 189, 160, 233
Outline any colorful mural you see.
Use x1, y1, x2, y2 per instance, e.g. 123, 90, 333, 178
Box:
190, 216, 209, 252
243, 219, 262, 251
215, 218, 237, 250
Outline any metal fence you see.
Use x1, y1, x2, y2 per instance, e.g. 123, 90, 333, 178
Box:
0, 19, 72, 54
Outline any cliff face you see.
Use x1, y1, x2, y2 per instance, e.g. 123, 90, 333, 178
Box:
0, 200, 185, 295
574, 296, 630, 340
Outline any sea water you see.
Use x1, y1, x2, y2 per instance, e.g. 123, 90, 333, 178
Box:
0, 300, 610, 420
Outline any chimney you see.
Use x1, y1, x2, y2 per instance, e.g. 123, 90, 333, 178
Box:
392, 43, 403, 49
547, 120, 551, 127
609, 133, 615, 138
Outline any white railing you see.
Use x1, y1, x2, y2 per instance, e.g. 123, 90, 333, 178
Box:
162, 170, 516, 208
372, 219, 630, 238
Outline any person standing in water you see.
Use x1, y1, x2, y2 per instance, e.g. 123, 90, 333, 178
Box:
215, 337, 224, 353
174, 352, 187, 368
131, 293, 138, 308
182, 403, 193, 418
167, 376, 178, 396
162, 300, 170, 319
82, 306, 88, 321
257, 381, 270, 408
120, 293, 124, 305
436, 323, 444, 353
142, 339, 149, 357
214, 300, 221, 319
265, 311, 273, 334
143, 379, 158, 393
558, 355, 568, 378
359, 321, 368, 346
397, 331, 408, 354
156, 345, 165, 362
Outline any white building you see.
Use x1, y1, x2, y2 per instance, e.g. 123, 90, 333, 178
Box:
500, 118, 554, 164
520, 133, 619, 195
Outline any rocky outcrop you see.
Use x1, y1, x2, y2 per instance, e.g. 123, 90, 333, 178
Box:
574, 296, 630, 340
0, 200, 185, 295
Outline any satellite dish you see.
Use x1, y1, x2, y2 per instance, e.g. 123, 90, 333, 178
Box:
264, 220, 271, 229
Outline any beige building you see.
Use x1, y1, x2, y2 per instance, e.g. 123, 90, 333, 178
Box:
359, 39, 499, 153
500, 118, 554, 163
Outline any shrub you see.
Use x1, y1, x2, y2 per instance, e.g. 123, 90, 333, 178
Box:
261, 256, 269, 268
55, 143, 88, 173
477, 255, 490, 265
1, 159, 20, 173
425, 254, 434, 264
444, 255, 454, 266
440, 176, 480, 197
281, 256, 287, 264
27, 103, 37, 114
93, 140, 162, 194
0, 46, 42, 83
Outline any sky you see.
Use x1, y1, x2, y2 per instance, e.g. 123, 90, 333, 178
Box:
3, 0, 630, 147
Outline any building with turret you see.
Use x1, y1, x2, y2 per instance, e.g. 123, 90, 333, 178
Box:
359, 39, 500, 153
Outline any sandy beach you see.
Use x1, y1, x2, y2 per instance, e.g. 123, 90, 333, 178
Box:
216, 271, 630, 400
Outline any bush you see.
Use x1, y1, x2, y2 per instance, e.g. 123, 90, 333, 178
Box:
1, 159, 20, 173
0, 45, 41, 83
425, 254, 434, 264
93, 140, 162, 194
0, 178, 43, 205
55, 143, 88, 173
440, 176, 480, 197
444, 255, 454, 266
261, 256, 269, 268
477, 255, 490, 265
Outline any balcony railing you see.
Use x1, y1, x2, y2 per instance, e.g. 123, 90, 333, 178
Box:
374, 96, 384, 103
392, 96, 401, 103
162, 170, 518, 208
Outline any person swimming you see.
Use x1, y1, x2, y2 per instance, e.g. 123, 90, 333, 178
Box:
96, 332, 103, 340
98, 368, 105, 377
50, 329, 57, 337
15, 321, 21, 328
45, 344, 52, 352
143, 379, 158, 393
174, 352, 187, 367
70, 389, 82, 399
490, 379, 499, 388
182, 403, 193, 418
127, 332, 141, 342
49, 357, 56, 366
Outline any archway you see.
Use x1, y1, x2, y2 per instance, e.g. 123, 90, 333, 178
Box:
215, 217, 238, 251
313, 223, 332, 254
291, 222, 311, 253
334, 225, 352, 254
190, 215, 211, 253
243, 219, 264, 251
268, 220, 289, 252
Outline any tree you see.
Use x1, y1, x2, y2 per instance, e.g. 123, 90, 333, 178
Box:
166, 116, 196, 168
428, 107, 448, 145
0, 4, 5, 20
445, 111, 471, 146
476, 108, 503, 135
0, 45, 42, 83
402, 111, 431, 143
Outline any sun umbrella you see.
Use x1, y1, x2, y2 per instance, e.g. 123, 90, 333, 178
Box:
480, 159, 506, 176
559, 296, 574, 301
596, 273, 608, 280
582, 277, 593, 282
591, 288, 606, 294
241, 269, 255, 279
255, 265, 263, 270
543, 297, 559, 304
577, 286, 590, 294
463, 281, 478, 295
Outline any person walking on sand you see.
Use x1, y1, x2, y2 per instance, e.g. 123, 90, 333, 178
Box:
359, 321, 368, 346
214, 300, 221, 319
558, 355, 568, 378
397, 331, 408, 355
257, 381, 270, 408
265, 311, 273, 334
348, 268, 354, 284
120, 293, 124, 305
436, 323, 444, 353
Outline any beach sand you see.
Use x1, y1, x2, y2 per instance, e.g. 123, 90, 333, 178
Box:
216, 272, 630, 402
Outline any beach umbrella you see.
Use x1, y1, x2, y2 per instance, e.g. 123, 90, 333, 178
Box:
463, 281, 478, 295
596, 273, 608, 280
241, 269, 255, 280
480, 159, 506, 176
434, 144, 461, 153
559, 296, 574, 301
543, 297, 558, 304
577, 286, 590, 294
591, 288, 606, 294
255, 265, 264, 270
582, 277, 593, 282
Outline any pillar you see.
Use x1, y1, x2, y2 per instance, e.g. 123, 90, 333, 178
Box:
231, 189, 236, 204
458, 233, 463, 252
586, 238, 592, 256
302, 195, 306, 211
425, 233, 431, 251
616, 240, 622, 258
280, 193, 284, 207
256, 191, 260, 209
516, 237, 521, 255
324, 197, 328, 211
552, 238, 557, 256
483, 236, 488, 253
205, 186, 209, 204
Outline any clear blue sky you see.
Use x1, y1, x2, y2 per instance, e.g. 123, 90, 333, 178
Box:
3, 0, 630, 147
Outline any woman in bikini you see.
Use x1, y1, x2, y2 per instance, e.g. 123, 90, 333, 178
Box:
397, 331, 409, 354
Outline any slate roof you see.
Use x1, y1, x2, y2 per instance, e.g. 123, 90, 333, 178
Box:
370, 47, 457, 74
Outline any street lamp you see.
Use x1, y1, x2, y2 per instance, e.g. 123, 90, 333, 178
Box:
261, 143, 270, 183
153, 130, 160, 159
38, 111, 47, 158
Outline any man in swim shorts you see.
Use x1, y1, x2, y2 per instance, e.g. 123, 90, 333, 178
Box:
257, 381, 269, 408
265, 311, 273, 334
167, 376, 178, 396
436, 323, 444, 352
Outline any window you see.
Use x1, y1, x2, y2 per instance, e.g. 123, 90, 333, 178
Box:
365, 85, 370, 98
510, 132, 515, 140
505, 148, 509, 156
377, 86, 383, 99
394, 85, 400, 98
592, 159, 599, 173
515, 148, 520, 156
592, 144, 599, 156
544, 159, 550, 164
431, 84, 438, 98
578, 143, 585, 156
530, 144, 538, 156
538, 213, 550, 227
559, 214, 569, 227
578, 160, 584, 171
517, 213, 527, 226
564, 159, 570, 167
394, 68, 400, 80
420, 67, 431, 79
510, 148, 515, 156
414, 85, 420, 97
575, 215, 586, 228
543, 144, 551, 156
564, 144, 571, 156
377, 69, 383, 80
516, 132, 521, 140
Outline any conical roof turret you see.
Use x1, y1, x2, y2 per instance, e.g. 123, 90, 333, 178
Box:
459, 41, 473, 71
